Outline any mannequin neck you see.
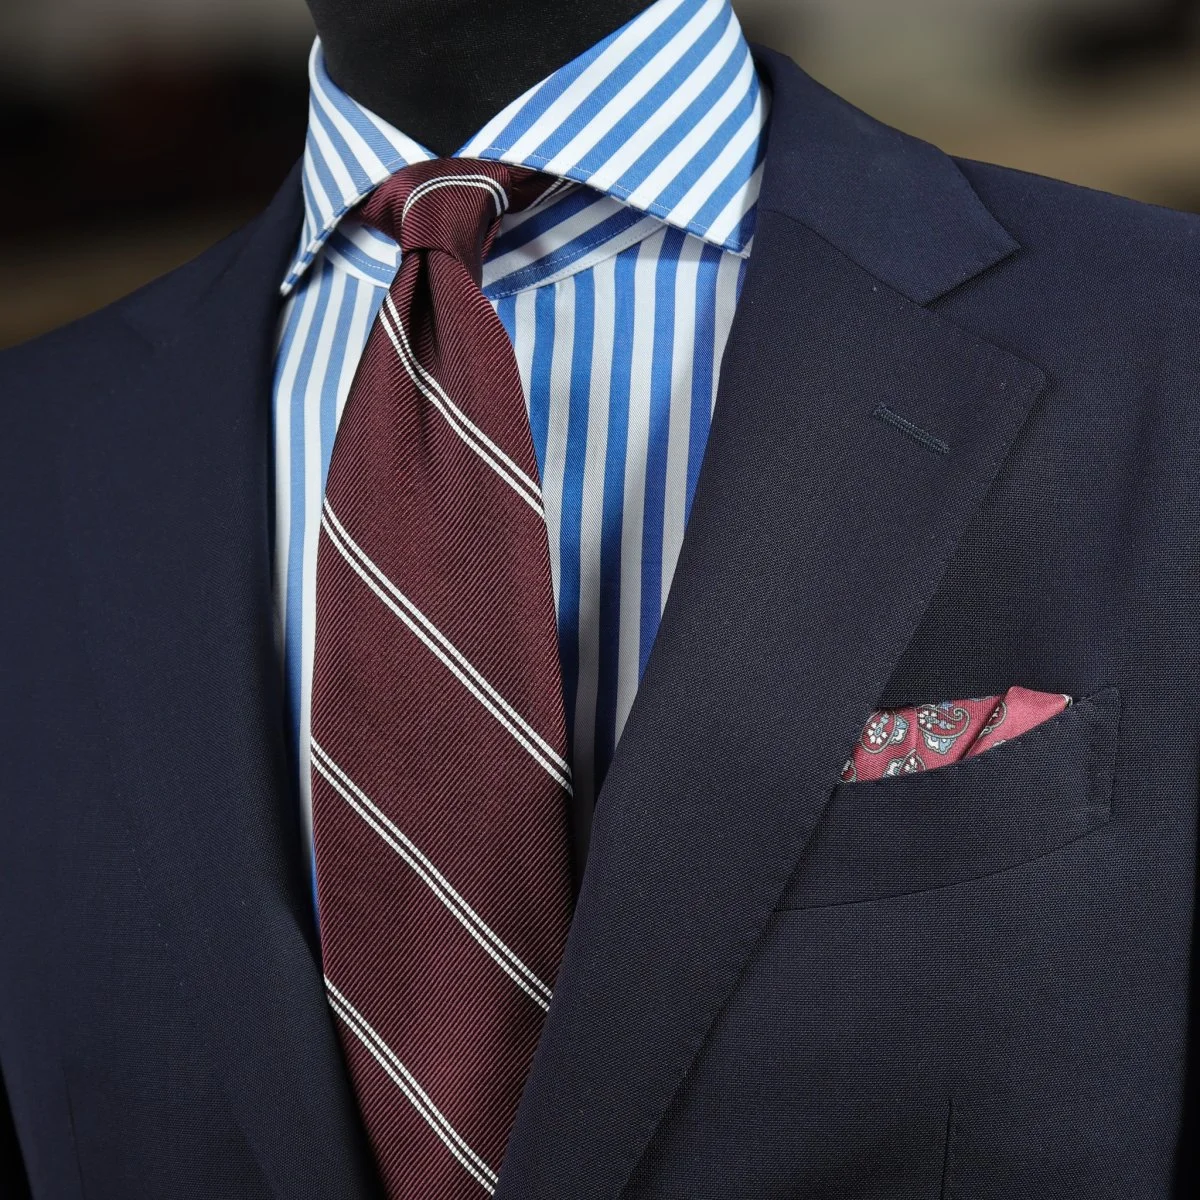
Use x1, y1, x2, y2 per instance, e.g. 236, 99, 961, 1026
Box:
306, 0, 656, 156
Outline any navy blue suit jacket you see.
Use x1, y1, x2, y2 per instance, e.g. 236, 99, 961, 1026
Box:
2, 46, 1197, 1198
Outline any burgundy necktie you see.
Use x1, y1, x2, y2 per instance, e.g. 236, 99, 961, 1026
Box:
310, 159, 574, 1198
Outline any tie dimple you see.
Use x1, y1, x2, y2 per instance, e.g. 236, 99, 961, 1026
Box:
361, 158, 553, 280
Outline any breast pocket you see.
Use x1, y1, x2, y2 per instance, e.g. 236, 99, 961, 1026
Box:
778, 686, 1120, 909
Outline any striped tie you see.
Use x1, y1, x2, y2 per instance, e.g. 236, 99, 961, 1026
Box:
310, 159, 574, 1199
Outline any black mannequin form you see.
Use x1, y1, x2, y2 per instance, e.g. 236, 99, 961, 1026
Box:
305, 0, 656, 156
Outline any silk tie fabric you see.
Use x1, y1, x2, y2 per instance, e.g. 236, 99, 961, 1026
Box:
309, 159, 574, 1199
841, 685, 1072, 782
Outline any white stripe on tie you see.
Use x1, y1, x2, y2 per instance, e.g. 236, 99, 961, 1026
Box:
321, 501, 574, 792
325, 978, 499, 1193
378, 293, 545, 517
401, 174, 509, 225
311, 739, 554, 1009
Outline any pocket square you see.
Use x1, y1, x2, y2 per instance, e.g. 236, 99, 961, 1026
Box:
841, 686, 1072, 782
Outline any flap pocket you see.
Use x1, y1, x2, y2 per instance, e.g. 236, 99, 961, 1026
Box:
779, 686, 1120, 909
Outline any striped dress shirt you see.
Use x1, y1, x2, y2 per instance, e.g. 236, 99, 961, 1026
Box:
274, 0, 770, 881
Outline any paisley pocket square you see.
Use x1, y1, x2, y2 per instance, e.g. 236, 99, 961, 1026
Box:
841, 686, 1072, 782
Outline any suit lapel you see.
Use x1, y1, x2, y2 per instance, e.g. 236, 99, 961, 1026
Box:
59, 166, 381, 1198
495, 47, 1047, 1200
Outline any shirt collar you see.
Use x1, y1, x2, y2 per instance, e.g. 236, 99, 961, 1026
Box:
284, 0, 769, 294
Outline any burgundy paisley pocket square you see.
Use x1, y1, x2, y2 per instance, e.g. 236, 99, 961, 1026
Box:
841, 686, 1072, 783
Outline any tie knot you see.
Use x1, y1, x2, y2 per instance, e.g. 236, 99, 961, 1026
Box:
359, 158, 557, 276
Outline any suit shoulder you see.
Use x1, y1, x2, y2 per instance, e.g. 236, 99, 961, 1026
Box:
0, 221, 255, 418
955, 156, 1200, 283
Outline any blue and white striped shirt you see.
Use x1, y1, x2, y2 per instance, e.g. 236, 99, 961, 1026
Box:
274, 0, 769, 868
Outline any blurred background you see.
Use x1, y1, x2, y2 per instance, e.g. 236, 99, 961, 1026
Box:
1, 0, 1199, 348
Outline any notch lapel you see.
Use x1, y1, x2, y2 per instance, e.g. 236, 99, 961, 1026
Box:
495, 48, 1047, 1200
58, 167, 381, 1198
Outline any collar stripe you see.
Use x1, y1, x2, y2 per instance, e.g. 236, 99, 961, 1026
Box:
485, 208, 653, 295
622, 34, 756, 211
314, 51, 431, 174
674, 87, 768, 238
489, 187, 601, 258
459, 0, 695, 160
476, 0, 721, 168
574, 6, 741, 193
284, 0, 766, 293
